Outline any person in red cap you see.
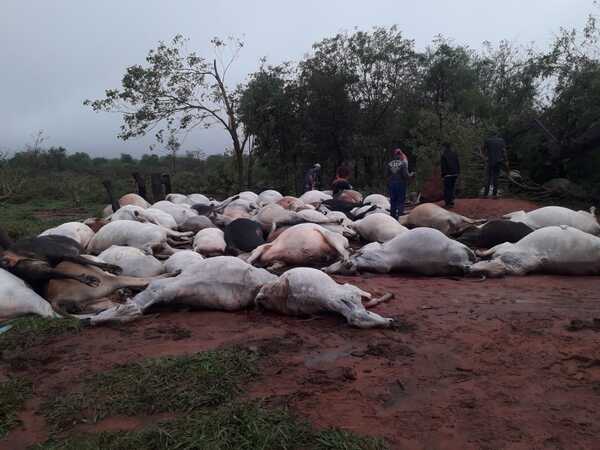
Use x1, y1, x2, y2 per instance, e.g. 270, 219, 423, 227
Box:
331, 165, 353, 196
387, 148, 413, 219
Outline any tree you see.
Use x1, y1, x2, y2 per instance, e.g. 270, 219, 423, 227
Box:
239, 63, 304, 191
120, 153, 134, 164
85, 35, 250, 190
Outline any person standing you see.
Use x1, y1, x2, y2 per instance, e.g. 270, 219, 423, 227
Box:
440, 142, 460, 208
481, 134, 507, 197
387, 148, 412, 219
331, 166, 353, 196
303, 163, 321, 193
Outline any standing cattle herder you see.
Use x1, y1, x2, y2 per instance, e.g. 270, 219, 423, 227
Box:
303, 163, 321, 193
440, 142, 460, 208
481, 134, 507, 198
387, 148, 413, 219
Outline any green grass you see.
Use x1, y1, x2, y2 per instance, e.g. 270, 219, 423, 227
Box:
33, 346, 388, 449
0, 199, 103, 240
41, 348, 260, 433
0, 377, 32, 438
0, 316, 82, 353
34, 401, 388, 450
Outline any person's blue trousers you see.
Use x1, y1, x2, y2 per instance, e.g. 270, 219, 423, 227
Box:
389, 181, 406, 219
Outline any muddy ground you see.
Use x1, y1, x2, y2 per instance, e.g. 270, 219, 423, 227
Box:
2, 198, 600, 450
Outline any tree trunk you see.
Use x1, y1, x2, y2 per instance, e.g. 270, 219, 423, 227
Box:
161, 173, 172, 196
247, 150, 254, 189
151, 173, 165, 202
232, 138, 244, 192
132, 172, 147, 201
102, 180, 120, 213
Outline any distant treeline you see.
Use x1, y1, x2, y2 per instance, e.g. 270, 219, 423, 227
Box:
0, 148, 244, 205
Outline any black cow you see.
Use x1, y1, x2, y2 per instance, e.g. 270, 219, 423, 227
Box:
224, 218, 265, 255
457, 220, 534, 249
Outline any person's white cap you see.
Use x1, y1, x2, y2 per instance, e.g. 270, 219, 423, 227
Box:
314, 163, 321, 168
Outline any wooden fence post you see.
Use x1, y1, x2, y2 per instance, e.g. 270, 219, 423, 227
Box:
151, 173, 165, 202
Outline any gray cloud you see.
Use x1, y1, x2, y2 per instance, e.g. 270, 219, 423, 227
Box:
0, 0, 592, 157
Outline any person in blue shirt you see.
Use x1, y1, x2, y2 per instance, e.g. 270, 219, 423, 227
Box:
387, 148, 413, 219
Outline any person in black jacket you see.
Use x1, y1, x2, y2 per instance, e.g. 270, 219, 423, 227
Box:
440, 142, 460, 207
481, 134, 507, 197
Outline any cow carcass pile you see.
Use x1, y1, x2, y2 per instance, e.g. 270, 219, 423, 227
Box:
2, 189, 599, 329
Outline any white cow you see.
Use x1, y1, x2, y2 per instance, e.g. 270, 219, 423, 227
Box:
257, 190, 283, 206
193, 228, 226, 257
0, 268, 59, 320
470, 225, 600, 277
165, 193, 193, 205
84, 257, 277, 324
299, 190, 333, 205
504, 206, 600, 235
163, 250, 204, 273
87, 221, 191, 256
39, 222, 95, 248
351, 213, 408, 243
364, 194, 391, 210
97, 246, 164, 277
255, 267, 393, 328
325, 227, 475, 276
151, 201, 198, 226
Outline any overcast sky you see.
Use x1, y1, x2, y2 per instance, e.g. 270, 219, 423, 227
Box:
0, 0, 593, 158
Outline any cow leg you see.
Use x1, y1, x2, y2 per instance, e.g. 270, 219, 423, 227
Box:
247, 244, 272, 266
62, 255, 122, 275
167, 238, 190, 247
266, 261, 287, 272
364, 293, 394, 309
165, 229, 194, 239
322, 259, 357, 275
45, 268, 100, 287
271, 217, 305, 233
316, 228, 350, 262
476, 242, 513, 258
52, 296, 118, 315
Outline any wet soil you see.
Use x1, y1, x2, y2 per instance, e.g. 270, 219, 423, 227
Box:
31, 208, 90, 220
432, 197, 540, 219
3, 274, 599, 450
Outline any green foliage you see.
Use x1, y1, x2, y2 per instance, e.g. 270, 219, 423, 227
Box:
34, 401, 387, 450
0, 200, 102, 241
0, 377, 32, 438
6, 7, 600, 198
0, 316, 82, 353
41, 347, 259, 432
237, 14, 600, 197
85, 34, 249, 189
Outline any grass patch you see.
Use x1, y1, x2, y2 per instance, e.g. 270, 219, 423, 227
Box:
41, 348, 259, 432
0, 377, 32, 438
0, 316, 82, 353
0, 199, 102, 240
34, 401, 388, 450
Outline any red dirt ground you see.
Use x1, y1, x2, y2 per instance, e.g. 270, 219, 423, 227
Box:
2, 198, 599, 450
